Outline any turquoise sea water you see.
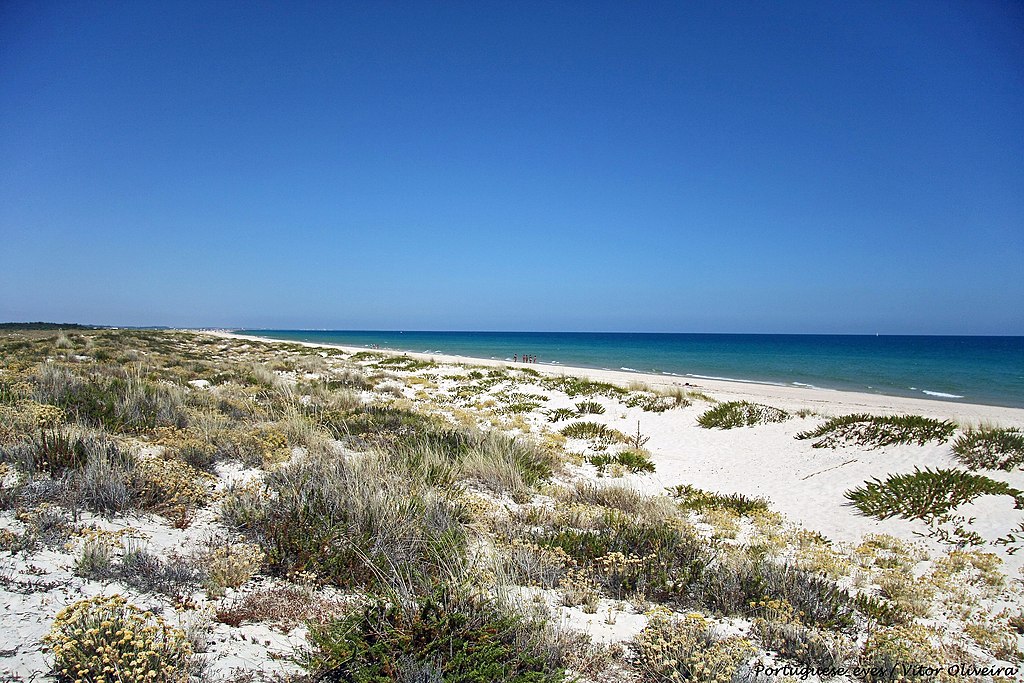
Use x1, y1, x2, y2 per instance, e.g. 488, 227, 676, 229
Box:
237, 331, 1024, 409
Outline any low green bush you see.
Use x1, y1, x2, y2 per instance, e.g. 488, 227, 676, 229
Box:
374, 355, 437, 371
575, 401, 605, 415
845, 467, 1024, 521
307, 590, 566, 683
697, 401, 790, 429
614, 449, 656, 474
623, 392, 686, 412
560, 421, 626, 444
546, 408, 578, 423
796, 414, 956, 449
589, 450, 656, 474
541, 376, 626, 399
667, 484, 770, 515
952, 426, 1024, 471
538, 511, 858, 630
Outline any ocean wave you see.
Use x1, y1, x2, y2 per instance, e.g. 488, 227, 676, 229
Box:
620, 367, 638, 372
686, 373, 787, 387
922, 390, 965, 399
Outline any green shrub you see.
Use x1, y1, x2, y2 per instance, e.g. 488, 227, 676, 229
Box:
952, 426, 1024, 471
589, 450, 656, 475
538, 514, 709, 605
498, 401, 543, 415
614, 449, 656, 473
667, 484, 770, 515
689, 553, 858, 631
587, 453, 614, 473
307, 590, 566, 683
623, 392, 684, 412
348, 351, 386, 363
845, 467, 1024, 521
541, 376, 626, 399
796, 414, 956, 449
537, 508, 859, 629
23, 429, 89, 474
697, 401, 790, 429
546, 408, 579, 423
374, 355, 436, 371
575, 401, 605, 415
560, 421, 626, 444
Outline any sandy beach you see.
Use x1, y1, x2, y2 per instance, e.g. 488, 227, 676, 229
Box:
197, 327, 1024, 581
207, 329, 1024, 565
208, 330, 1024, 426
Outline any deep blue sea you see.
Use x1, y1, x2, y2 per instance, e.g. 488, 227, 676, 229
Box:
237, 331, 1024, 409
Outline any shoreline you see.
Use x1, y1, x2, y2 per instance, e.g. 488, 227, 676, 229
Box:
202, 329, 1024, 427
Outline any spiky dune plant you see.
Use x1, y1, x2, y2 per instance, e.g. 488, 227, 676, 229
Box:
697, 401, 790, 429
952, 426, 1024, 471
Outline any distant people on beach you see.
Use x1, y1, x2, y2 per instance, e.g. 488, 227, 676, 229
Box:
516, 353, 537, 364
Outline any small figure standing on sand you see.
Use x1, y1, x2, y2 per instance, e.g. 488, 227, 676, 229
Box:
513, 354, 517, 362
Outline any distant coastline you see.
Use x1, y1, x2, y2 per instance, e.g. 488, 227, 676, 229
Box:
232, 329, 1024, 411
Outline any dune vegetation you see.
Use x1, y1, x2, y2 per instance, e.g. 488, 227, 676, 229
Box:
1, 328, 1022, 682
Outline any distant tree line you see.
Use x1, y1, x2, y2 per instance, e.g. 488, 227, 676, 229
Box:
0, 322, 102, 330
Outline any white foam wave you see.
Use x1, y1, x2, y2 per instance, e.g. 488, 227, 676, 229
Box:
620, 367, 638, 372
686, 373, 787, 387
922, 390, 964, 399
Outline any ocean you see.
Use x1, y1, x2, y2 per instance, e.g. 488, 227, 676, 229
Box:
236, 330, 1024, 409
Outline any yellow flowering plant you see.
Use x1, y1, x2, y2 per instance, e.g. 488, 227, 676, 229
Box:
199, 540, 264, 597
44, 594, 193, 683
632, 609, 754, 683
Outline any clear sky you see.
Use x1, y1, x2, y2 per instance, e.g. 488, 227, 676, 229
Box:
1, 1, 1022, 334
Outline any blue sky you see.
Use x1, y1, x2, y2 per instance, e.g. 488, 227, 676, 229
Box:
2, 1, 1022, 333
